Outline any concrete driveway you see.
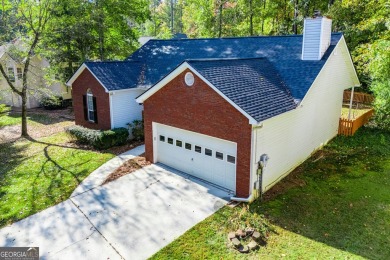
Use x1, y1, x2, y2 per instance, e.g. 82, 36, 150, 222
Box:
0, 164, 231, 259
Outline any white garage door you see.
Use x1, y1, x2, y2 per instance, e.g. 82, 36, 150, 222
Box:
154, 123, 236, 192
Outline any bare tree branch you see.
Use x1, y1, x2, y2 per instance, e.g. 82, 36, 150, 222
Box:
0, 63, 23, 96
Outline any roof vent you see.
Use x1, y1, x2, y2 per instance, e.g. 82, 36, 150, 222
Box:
302, 14, 332, 60
184, 72, 195, 86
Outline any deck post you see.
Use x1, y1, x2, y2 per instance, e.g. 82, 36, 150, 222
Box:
348, 86, 355, 120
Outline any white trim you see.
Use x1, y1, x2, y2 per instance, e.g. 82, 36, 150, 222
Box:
340, 35, 360, 86
108, 87, 149, 94
109, 93, 114, 129
152, 122, 158, 163
136, 62, 258, 125
66, 64, 109, 92
0, 52, 18, 64
86, 91, 95, 122
318, 18, 324, 60
301, 19, 306, 60
249, 126, 256, 195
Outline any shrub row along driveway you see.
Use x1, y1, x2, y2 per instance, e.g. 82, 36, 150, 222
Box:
0, 162, 230, 259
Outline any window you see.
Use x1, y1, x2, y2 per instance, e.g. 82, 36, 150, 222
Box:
205, 148, 212, 156
16, 68, 22, 80
176, 140, 182, 147
7, 68, 15, 82
87, 89, 95, 122
185, 143, 191, 150
195, 145, 201, 153
159, 135, 165, 142
168, 138, 173, 144
227, 155, 236, 164
216, 152, 223, 160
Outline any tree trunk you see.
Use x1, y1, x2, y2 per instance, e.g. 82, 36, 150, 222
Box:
170, 0, 174, 34
293, 0, 298, 35
218, 1, 223, 37
261, 0, 265, 35
20, 33, 40, 137
21, 91, 28, 137
249, 0, 253, 36
98, 19, 104, 60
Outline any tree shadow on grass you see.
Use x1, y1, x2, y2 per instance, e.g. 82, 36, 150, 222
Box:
249, 128, 390, 259
0, 136, 115, 228
9, 109, 73, 126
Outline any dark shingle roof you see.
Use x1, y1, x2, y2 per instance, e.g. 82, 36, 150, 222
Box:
127, 33, 342, 100
80, 33, 343, 122
84, 61, 148, 91
187, 58, 297, 122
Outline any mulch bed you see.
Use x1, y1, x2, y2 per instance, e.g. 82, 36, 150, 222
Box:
105, 141, 144, 155
102, 153, 151, 185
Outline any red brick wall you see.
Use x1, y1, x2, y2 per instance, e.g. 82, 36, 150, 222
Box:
72, 69, 111, 130
143, 69, 252, 197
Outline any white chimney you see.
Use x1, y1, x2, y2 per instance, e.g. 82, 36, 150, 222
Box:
302, 14, 332, 60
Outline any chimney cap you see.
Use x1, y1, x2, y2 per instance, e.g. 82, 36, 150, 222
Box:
313, 10, 322, 18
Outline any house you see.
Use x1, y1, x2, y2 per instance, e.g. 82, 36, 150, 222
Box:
68, 16, 359, 200
0, 41, 71, 109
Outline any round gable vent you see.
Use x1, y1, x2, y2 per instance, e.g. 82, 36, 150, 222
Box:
184, 72, 195, 86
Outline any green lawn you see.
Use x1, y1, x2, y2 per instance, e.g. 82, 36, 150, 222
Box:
152, 127, 390, 260
0, 133, 115, 227
0, 112, 65, 127
0, 114, 21, 127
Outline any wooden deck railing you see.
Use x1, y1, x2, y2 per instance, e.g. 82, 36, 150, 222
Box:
343, 91, 374, 105
338, 109, 374, 136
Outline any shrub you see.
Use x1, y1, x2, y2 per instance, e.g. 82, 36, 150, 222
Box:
41, 95, 63, 110
66, 125, 129, 149
128, 119, 144, 141
0, 104, 11, 117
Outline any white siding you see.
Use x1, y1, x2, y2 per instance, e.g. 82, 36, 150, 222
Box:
302, 17, 332, 60
320, 19, 332, 58
110, 89, 145, 129
253, 37, 359, 192
0, 53, 71, 108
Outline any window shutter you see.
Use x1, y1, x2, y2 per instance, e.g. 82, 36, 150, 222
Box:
93, 96, 98, 123
83, 95, 88, 121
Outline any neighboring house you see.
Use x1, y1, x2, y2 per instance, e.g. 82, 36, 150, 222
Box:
67, 16, 359, 199
0, 41, 71, 109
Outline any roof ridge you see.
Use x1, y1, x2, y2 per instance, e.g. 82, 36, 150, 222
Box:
186, 57, 267, 62
85, 60, 141, 64
145, 32, 343, 42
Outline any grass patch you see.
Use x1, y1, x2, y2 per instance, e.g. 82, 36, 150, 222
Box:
0, 111, 70, 128
0, 132, 115, 227
0, 115, 21, 127
341, 107, 372, 119
152, 127, 390, 260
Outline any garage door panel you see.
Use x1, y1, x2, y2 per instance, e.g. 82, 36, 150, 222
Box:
155, 123, 236, 192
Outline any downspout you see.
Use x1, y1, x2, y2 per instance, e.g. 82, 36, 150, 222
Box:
230, 125, 257, 203
231, 193, 255, 203
230, 162, 264, 203
230, 125, 267, 203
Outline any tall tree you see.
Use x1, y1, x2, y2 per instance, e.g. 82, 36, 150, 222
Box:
44, 0, 149, 81
0, 0, 53, 137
